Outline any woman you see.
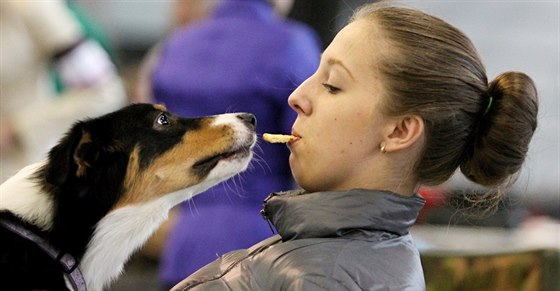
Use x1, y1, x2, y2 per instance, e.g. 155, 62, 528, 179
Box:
171, 3, 539, 290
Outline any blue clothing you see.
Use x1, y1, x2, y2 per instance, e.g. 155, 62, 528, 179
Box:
151, 0, 321, 285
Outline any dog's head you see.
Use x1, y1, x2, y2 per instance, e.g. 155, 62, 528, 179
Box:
37, 103, 256, 213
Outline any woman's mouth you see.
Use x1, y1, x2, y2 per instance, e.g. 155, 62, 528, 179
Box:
287, 131, 301, 148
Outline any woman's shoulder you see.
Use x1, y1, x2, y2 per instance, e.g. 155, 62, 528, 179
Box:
171, 235, 424, 290
250, 236, 424, 289
258, 235, 419, 264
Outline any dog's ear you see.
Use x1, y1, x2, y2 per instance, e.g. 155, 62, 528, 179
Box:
44, 123, 99, 184
73, 130, 99, 177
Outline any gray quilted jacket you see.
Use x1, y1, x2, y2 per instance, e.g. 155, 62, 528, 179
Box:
171, 189, 426, 291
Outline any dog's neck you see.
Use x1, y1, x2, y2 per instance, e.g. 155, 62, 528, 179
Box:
80, 181, 217, 291
79, 199, 173, 290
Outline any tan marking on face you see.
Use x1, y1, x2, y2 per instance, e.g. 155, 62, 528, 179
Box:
153, 104, 167, 111
114, 118, 236, 209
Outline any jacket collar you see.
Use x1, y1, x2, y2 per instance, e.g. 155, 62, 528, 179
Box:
263, 189, 425, 241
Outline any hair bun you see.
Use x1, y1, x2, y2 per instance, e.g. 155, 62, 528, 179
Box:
460, 71, 538, 187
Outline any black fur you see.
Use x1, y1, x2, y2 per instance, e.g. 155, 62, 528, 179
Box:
0, 212, 68, 290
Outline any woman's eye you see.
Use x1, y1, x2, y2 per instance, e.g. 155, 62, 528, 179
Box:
322, 83, 341, 94
157, 113, 170, 126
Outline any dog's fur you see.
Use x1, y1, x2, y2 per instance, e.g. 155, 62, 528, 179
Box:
0, 103, 256, 290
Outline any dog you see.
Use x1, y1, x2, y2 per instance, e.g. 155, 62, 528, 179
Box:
0, 103, 257, 290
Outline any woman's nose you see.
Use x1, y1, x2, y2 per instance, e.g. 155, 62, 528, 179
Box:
288, 79, 312, 115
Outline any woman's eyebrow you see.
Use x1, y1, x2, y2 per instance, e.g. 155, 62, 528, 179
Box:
326, 57, 355, 81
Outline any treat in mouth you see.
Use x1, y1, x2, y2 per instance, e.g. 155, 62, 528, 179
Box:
263, 133, 297, 143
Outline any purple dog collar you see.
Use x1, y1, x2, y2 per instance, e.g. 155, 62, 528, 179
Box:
0, 218, 87, 291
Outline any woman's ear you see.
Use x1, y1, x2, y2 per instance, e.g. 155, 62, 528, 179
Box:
383, 115, 424, 153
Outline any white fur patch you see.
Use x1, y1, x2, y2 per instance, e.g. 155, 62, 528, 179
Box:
80, 178, 239, 290
0, 161, 54, 230
80, 199, 172, 291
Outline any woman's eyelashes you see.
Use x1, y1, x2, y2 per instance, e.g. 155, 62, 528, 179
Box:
322, 83, 341, 94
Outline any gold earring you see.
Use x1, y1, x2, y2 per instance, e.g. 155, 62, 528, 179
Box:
380, 144, 387, 154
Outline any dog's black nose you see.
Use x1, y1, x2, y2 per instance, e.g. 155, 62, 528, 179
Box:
237, 113, 256, 129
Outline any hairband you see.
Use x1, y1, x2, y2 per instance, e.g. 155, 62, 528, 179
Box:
483, 94, 493, 116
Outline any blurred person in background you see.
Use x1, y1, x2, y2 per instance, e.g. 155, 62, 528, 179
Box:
140, 0, 321, 288
0, 0, 127, 183
133, 0, 219, 103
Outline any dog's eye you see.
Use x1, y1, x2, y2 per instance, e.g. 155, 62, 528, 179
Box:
157, 113, 170, 126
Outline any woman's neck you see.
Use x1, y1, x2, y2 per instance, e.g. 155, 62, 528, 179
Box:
363, 154, 419, 196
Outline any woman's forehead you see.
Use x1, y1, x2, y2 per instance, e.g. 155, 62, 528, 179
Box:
325, 22, 377, 63
322, 20, 381, 80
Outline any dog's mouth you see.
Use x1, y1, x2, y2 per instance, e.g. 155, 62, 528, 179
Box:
193, 146, 252, 171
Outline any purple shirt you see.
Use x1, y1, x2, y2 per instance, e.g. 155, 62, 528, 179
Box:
151, 0, 321, 285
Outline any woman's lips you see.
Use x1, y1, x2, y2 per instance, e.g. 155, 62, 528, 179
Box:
288, 131, 301, 146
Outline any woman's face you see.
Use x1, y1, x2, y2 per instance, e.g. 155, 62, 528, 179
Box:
287, 20, 391, 192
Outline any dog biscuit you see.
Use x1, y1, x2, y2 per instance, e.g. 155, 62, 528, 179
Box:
263, 133, 296, 143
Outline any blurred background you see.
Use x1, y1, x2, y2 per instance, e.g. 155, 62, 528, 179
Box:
1, 0, 558, 290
